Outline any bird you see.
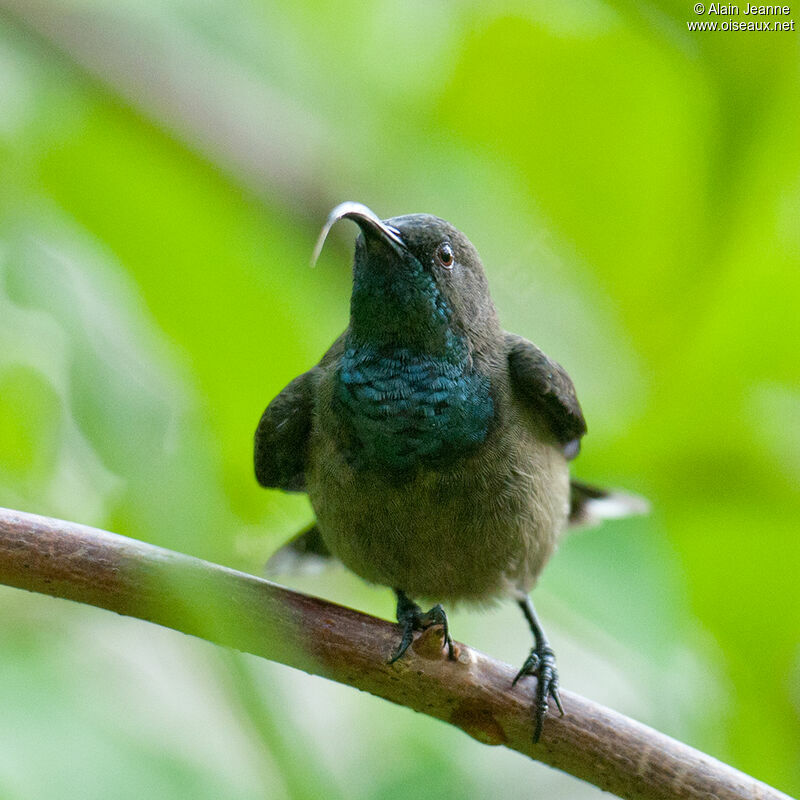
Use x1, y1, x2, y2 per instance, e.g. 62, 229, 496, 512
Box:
254, 201, 646, 742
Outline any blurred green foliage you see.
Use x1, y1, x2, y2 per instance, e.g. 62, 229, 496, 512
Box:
0, 1, 798, 797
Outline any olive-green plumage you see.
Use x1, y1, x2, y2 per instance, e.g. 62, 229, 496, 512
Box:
255, 202, 643, 741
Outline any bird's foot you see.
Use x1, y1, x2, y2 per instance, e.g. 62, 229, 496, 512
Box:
389, 592, 455, 663
512, 644, 564, 743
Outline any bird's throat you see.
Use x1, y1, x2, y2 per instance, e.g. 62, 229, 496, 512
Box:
349, 260, 451, 353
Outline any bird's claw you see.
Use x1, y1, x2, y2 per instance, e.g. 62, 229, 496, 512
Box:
389, 600, 455, 663
389, 618, 416, 663
513, 644, 563, 743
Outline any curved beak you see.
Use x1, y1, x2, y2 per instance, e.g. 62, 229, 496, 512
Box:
311, 201, 405, 266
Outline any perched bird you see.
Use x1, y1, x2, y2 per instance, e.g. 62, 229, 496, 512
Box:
255, 202, 644, 742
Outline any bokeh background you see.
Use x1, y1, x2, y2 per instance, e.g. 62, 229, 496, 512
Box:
0, 2, 798, 798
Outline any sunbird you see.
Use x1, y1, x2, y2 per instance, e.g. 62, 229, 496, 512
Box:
255, 202, 644, 741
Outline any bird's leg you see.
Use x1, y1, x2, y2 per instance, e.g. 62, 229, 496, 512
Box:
389, 589, 455, 663
513, 595, 564, 743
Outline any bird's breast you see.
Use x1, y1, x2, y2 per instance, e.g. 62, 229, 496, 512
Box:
332, 344, 494, 473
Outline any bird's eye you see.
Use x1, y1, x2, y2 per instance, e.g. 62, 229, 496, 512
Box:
435, 242, 454, 270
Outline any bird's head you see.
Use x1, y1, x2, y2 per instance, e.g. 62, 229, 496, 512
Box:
313, 202, 500, 355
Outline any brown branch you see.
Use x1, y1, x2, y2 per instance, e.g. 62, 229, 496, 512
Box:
0, 506, 791, 800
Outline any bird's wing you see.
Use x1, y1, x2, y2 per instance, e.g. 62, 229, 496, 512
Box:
254, 369, 315, 491
254, 333, 347, 492
505, 332, 587, 459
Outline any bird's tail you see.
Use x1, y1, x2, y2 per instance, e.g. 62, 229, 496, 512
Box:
264, 523, 334, 576
569, 479, 649, 527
